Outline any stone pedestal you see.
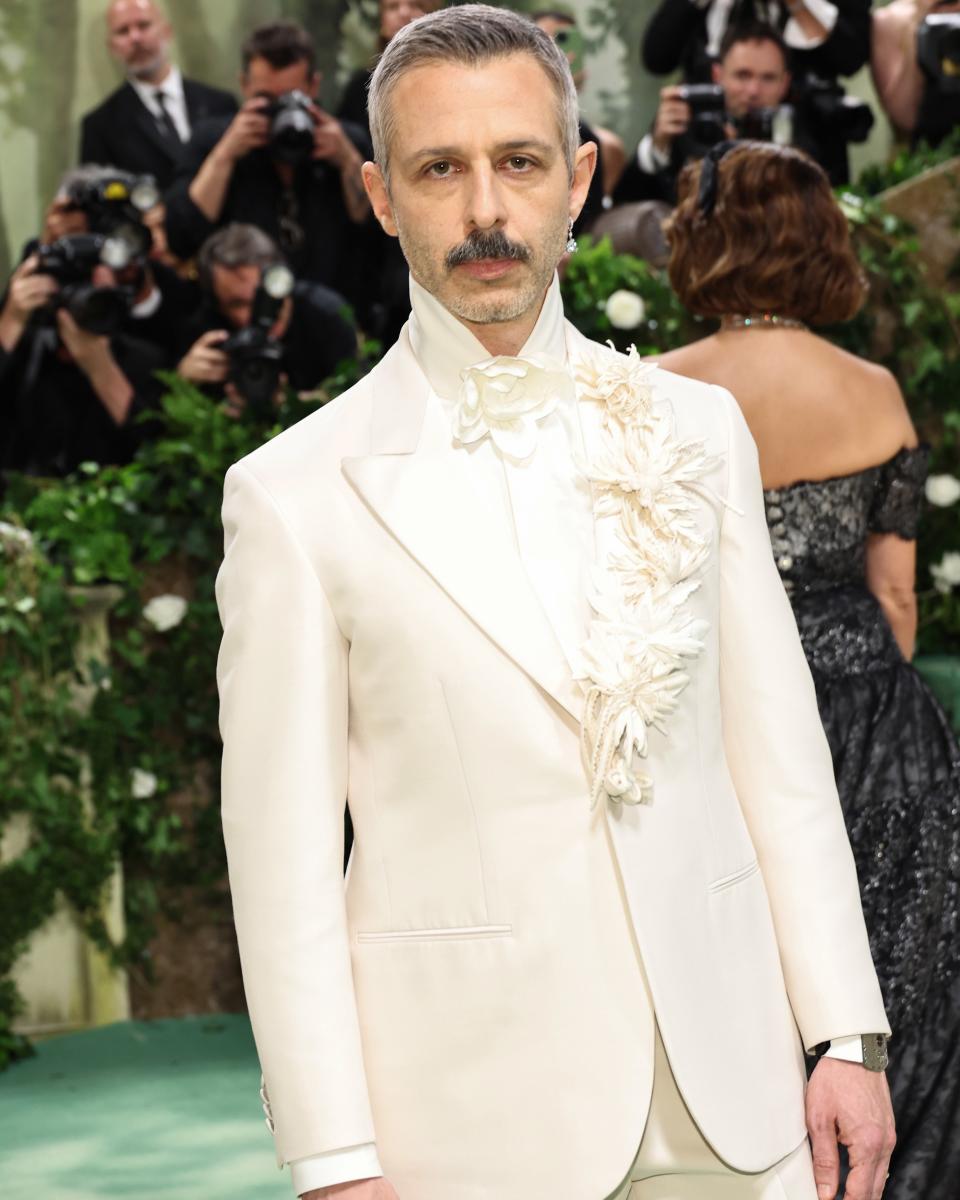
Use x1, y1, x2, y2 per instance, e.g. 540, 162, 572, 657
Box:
7, 584, 130, 1037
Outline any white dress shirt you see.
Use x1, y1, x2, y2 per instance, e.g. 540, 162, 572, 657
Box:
128, 64, 190, 145
288, 275, 863, 1195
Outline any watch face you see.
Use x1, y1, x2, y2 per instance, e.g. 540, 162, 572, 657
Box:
863, 1033, 889, 1072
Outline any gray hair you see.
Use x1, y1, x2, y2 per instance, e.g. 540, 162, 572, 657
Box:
368, 3, 580, 186
196, 223, 284, 292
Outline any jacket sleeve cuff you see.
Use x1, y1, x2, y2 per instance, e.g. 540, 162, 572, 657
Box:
637, 133, 670, 176
290, 1143, 383, 1195
822, 1034, 865, 1063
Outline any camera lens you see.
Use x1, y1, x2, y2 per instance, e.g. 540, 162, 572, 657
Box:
66, 285, 129, 336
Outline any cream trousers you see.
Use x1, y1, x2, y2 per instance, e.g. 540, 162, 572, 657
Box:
605, 1029, 818, 1200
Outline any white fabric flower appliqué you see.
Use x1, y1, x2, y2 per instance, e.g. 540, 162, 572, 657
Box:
455, 353, 573, 460
573, 341, 714, 810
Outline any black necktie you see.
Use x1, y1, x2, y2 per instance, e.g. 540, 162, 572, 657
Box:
153, 90, 182, 143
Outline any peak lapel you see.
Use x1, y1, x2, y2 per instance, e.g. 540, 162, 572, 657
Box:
341, 335, 583, 725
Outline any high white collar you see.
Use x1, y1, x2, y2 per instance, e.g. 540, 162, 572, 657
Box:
407, 272, 568, 403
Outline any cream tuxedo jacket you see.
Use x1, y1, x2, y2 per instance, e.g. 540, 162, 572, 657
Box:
216, 321, 889, 1200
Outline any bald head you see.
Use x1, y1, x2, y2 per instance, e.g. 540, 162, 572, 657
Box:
106, 0, 172, 82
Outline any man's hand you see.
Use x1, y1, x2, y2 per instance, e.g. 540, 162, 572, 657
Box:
213, 98, 271, 165
806, 1056, 896, 1200
652, 85, 691, 157
310, 106, 353, 169
56, 308, 112, 374
302, 1178, 400, 1199
178, 329, 230, 384
3, 255, 58, 324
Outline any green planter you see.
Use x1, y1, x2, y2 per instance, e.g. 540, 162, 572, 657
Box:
914, 654, 960, 735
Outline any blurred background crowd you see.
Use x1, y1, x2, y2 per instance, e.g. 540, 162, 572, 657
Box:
2, 0, 960, 480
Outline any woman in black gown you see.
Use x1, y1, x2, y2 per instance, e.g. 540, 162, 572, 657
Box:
658, 141, 960, 1199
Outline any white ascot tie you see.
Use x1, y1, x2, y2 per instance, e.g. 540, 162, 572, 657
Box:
455, 352, 575, 460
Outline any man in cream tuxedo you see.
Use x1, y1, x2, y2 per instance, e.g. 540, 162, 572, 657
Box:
216, 7, 895, 1200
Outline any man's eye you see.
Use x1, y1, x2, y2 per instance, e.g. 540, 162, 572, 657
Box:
427, 161, 453, 177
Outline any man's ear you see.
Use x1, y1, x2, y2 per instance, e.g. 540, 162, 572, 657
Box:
362, 161, 398, 237
711, 61, 723, 85
568, 140, 598, 227
308, 71, 322, 100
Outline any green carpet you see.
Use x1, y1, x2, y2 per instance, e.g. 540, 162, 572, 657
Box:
0, 1016, 291, 1199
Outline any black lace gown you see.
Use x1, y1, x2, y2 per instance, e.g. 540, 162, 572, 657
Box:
764, 448, 960, 1198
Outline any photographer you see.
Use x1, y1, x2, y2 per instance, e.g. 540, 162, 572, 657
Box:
641, 0, 870, 83
872, 0, 960, 145
164, 21, 372, 311
175, 224, 357, 419
641, 0, 871, 182
0, 175, 165, 478
79, 0, 237, 191
617, 24, 795, 203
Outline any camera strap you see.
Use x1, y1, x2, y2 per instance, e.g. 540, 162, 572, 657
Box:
15, 325, 59, 413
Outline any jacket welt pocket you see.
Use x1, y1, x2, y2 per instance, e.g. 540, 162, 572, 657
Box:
356, 923, 513, 944
707, 860, 760, 894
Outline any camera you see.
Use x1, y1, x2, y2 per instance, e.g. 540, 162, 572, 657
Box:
63, 171, 159, 259
677, 84, 793, 147
918, 12, 960, 94
797, 77, 874, 145
263, 90, 316, 165
222, 263, 296, 410
678, 84, 728, 146
34, 233, 136, 335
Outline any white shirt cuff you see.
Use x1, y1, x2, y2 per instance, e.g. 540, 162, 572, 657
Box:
784, 0, 838, 51
637, 133, 670, 176
290, 1143, 383, 1196
823, 1034, 863, 1063
130, 285, 162, 319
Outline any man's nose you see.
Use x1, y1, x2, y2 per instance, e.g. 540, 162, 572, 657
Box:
464, 163, 509, 234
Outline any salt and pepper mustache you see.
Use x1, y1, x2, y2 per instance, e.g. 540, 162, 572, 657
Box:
445, 229, 532, 269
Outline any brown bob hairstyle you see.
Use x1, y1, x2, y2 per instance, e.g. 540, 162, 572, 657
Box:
665, 142, 866, 326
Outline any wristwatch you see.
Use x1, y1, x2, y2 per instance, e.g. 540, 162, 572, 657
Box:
813, 1033, 890, 1071
861, 1033, 890, 1072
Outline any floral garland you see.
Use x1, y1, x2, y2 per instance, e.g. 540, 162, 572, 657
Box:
573, 343, 714, 810
454, 341, 715, 811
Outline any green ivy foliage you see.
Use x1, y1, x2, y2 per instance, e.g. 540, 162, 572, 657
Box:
2, 157, 960, 1063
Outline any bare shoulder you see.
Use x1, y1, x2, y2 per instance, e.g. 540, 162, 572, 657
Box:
654, 336, 719, 379
830, 346, 918, 448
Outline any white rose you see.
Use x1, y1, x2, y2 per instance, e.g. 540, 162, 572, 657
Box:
454, 353, 572, 459
605, 290, 646, 330
0, 521, 33, 550
925, 474, 960, 507
130, 768, 158, 799
931, 551, 960, 593
143, 594, 188, 632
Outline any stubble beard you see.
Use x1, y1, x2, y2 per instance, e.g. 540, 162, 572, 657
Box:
128, 47, 169, 82
396, 211, 569, 326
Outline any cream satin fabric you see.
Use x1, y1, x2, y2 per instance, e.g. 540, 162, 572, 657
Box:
216, 281, 889, 1199
606, 1028, 817, 1200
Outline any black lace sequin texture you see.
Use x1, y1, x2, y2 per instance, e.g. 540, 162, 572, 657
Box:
764, 445, 960, 1199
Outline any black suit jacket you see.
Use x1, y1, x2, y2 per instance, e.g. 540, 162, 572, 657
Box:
79, 78, 237, 189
